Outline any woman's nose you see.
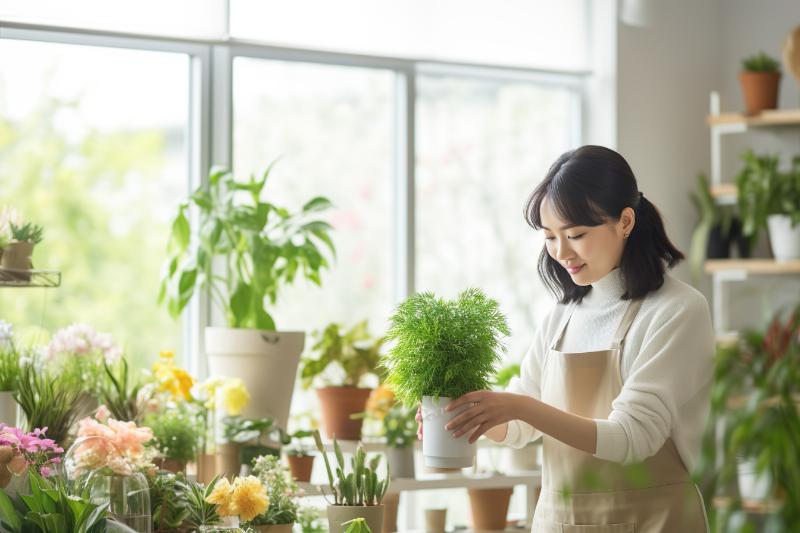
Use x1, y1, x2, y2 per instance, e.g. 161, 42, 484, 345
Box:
555, 239, 574, 261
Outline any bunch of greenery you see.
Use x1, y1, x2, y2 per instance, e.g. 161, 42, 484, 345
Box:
382, 405, 417, 449
296, 505, 326, 533
146, 408, 200, 464
222, 415, 286, 445
284, 429, 315, 457
698, 305, 800, 530
0, 342, 20, 393
736, 151, 800, 248
100, 358, 150, 423
383, 288, 510, 405
14, 364, 84, 446
9, 222, 43, 245
247, 454, 299, 525
178, 475, 221, 529
0, 470, 108, 533
313, 430, 389, 506
301, 320, 385, 389
741, 51, 781, 72
688, 173, 734, 279
493, 362, 521, 389
159, 164, 336, 330
147, 470, 191, 533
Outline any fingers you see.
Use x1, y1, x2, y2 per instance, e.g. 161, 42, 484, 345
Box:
416, 403, 423, 440
468, 422, 492, 444
444, 409, 476, 433
446, 391, 478, 412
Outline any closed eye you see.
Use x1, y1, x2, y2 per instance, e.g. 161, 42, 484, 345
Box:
568, 233, 586, 240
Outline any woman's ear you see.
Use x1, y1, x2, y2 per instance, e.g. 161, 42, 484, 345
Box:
620, 207, 635, 238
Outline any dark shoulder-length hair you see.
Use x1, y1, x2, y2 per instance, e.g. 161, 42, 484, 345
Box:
524, 145, 684, 304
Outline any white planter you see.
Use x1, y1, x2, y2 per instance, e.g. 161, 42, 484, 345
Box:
737, 458, 772, 502
767, 214, 800, 261
421, 396, 476, 469
205, 327, 305, 429
0, 391, 18, 426
503, 442, 541, 473
387, 445, 415, 479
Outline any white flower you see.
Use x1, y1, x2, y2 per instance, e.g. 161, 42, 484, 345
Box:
0, 320, 13, 349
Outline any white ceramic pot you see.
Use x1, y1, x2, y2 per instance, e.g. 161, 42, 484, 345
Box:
737, 458, 772, 502
421, 396, 475, 469
205, 327, 304, 430
387, 445, 415, 479
767, 214, 800, 261
0, 391, 18, 426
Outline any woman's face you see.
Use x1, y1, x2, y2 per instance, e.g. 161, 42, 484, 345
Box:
539, 197, 634, 286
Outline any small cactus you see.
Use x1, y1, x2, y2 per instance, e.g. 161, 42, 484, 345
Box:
313, 430, 390, 506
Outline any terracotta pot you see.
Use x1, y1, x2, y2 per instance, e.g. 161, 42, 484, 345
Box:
196, 452, 217, 485
316, 387, 372, 440
287, 454, 315, 482
155, 457, 186, 474
739, 71, 781, 115
0, 241, 34, 280
216, 442, 242, 478
327, 504, 384, 533
382, 493, 399, 533
468, 487, 513, 531
251, 524, 294, 533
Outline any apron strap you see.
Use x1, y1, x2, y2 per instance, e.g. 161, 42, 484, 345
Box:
611, 298, 644, 348
550, 302, 578, 351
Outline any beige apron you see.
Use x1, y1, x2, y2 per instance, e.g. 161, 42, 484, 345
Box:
532, 299, 708, 533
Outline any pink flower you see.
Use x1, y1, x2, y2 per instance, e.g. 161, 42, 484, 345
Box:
95, 405, 111, 422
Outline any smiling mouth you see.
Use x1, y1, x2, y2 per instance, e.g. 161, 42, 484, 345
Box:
565, 264, 585, 274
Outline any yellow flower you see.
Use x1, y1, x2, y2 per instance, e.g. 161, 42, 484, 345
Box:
231, 475, 269, 521
153, 351, 195, 401
221, 379, 250, 416
159, 350, 175, 359
206, 477, 237, 517
366, 385, 396, 420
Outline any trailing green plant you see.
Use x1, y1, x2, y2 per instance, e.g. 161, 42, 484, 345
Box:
313, 430, 389, 506
688, 173, 734, 279
0, 470, 108, 533
697, 305, 800, 530
382, 405, 417, 449
493, 362, 521, 389
301, 320, 385, 389
383, 288, 510, 405
146, 408, 201, 463
159, 164, 336, 330
147, 470, 191, 533
14, 363, 84, 446
179, 475, 221, 529
343, 517, 372, 533
741, 51, 781, 72
100, 357, 150, 423
247, 454, 299, 526
9, 222, 43, 245
0, 341, 20, 392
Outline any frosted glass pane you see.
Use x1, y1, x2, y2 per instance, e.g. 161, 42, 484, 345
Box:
231, 0, 588, 70
0, 0, 227, 38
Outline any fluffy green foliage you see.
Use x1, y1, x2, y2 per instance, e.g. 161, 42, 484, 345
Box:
383, 288, 510, 405
296, 506, 326, 533
742, 51, 781, 72
9, 222, 43, 245
382, 405, 417, 449
0, 470, 108, 533
313, 431, 389, 506
248, 455, 299, 525
147, 471, 191, 532
301, 320, 385, 388
159, 164, 336, 331
146, 408, 201, 463
14, 364, 84, 446
493, 363, 521, 389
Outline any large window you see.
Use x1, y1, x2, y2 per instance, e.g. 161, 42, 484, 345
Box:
0, 38, 191, 367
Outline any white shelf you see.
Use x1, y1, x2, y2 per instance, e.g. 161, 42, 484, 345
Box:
298, 472, 541, 496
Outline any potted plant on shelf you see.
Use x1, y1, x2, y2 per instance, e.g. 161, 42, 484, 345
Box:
0, 221, 43, 280
221, 414, 286, 478
740, 51, 782, 116
147, 470, 192, 533
736, 151, 800, 260
146, 407, 200, 474
0, 321, 20, 426
313, 431, 389, 533
159, 164, 336, 430
202, 474, 270, 532
14, 363, 84, 447
300, 320, 385, 441
688, 174, 738, 279
383, 288, 510, 469
381, 404, 417, 479
246, 454, 301, 533
284, 430, 316, 482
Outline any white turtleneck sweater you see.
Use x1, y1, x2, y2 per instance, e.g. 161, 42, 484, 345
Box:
503, 268, 715, 472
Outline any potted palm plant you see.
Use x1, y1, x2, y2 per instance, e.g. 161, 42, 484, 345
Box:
739, 51, 782, 115
300, 320, 385, 441
1, 221, 43, 281
383, 288, 510, 469
159, 164, 336, 430
313, 431, 389, 533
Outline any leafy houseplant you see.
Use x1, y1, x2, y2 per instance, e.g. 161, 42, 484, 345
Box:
301, 320, 385, 440
220, 415, 285, 477
101, 358, 150, 424
0, 221, 43, 276
160, 164, 336, 429
697, 306, 800, 530
148, 470, 191, 533
382, 405, 417, 480
246, 454, 300, 532
284, 430, 316, 483
146, 408, 200, 473
688, 173, 736, 279
383, 288, 510, 469
313, 431, 389, 533
740, 51, 782, 115
14, 364, 84, 446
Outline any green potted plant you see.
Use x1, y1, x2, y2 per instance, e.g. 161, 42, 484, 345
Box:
0, 321, 21, 426
146, 408, 201, 474
159, 164, 336, 429
147, 470, 192, 533
1, 221, 43, 281
383, 288, 510, 469
220, 415, 285, 478
736, 151, 800, 260
284, 430, 316, 482
740, 51, 782, 115
688, 173, 736, 279
246, 454, 300, 533
381, 405, 417, 479
300, 320, 385, 440
313, 431, 389, 533
14, 363, 84, 446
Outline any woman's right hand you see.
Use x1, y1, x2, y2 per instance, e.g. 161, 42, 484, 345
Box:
416, 403, 423, 440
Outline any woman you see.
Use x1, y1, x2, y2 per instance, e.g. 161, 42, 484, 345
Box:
425, 146, 714, 532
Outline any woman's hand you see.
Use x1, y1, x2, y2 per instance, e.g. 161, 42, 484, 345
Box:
445, 391, 523, 443
415, 403, 423, 440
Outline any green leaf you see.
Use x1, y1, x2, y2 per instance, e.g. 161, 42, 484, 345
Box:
230, 281, 252, 328
169, 206, 191, 253
302, 196, 334, 213
0, 490, 21, 531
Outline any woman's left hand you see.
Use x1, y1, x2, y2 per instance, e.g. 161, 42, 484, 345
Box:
444, 391, 523, 443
